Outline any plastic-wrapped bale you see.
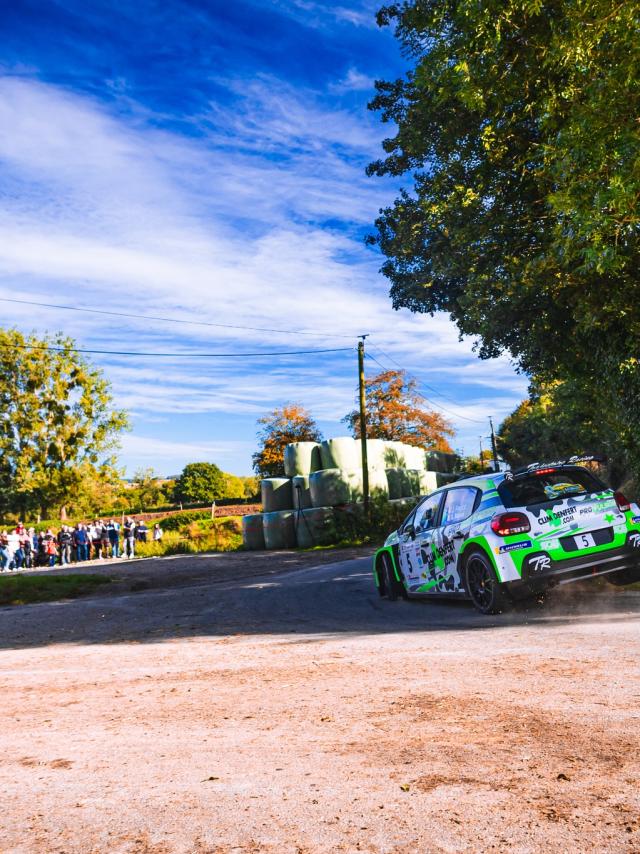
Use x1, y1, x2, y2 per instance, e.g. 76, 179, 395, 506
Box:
436, 472, 460, 487
309, 468, 351, 507
385, 468, 403, 500
368, 466, 390, 498
426, 450, 459, 474
262, 510, 296, 550
418, 470, 438, 495
261, 477, 293, 512
364, 438, 387, 471
242, 514, 266, 550
283, 442, 322, 477
383, 441, 408, 468
294, 506, 335, 549
403, 445, 428, 471
292, 475, 312, 510
404, 469, 424, 497
319, 437, 360, 472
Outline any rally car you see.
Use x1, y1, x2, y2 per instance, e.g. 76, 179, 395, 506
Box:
373, 456, 640, 613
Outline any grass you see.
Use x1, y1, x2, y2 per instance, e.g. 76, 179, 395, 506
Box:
133, 516, 243, 558
0, 574, 111, 606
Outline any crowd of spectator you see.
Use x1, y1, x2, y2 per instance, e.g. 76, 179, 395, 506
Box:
0, 518, 164, 571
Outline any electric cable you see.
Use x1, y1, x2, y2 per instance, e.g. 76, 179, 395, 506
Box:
0, 297, 359, 340
3, 343, 354, 358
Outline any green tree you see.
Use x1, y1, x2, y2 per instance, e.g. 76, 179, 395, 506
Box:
368, 2, 640, 472
497, 379, 629, 488
343, 369, 455, 452
0, 328, 129, 518
129, 467, 167, 512
174, 462, 226, 504
253, 404, 323, 478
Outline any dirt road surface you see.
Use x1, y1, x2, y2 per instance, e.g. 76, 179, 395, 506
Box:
1, 551, 639, 853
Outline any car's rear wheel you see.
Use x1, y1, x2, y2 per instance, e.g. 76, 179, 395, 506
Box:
606, 566, 640, 586
465, 550, 510, 614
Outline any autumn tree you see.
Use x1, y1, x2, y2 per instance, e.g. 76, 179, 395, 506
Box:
368, 1, 640, 475
0, 328, 129, 518
174, 462, 226, 504
253, 404, 323, 478
129, 467, 167, 512
343, 369, 454, 452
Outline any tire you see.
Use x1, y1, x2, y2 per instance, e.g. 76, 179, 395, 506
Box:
381, 553, 399, 601
607, 566, 640, 586
464, 550, 511, 615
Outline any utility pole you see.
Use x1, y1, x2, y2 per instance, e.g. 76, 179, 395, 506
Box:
489, 416, 499, 472
358, 336, 370, 517
479, 436, 484, 462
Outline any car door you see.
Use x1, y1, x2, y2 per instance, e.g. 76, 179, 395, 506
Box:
398, 490, 444, 594
432, 486, 481, 593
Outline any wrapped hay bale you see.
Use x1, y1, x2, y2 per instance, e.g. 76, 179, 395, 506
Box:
294, 506, 335, 549
319, 437, 360, 472
385, 468, 403, 500
242, 514, 266, 550
309, 468, 351, 507
364, 438, 386, 470
368, 466, 390, 498
261, 477, 293, 512
403, 445, 428, 471
292, 474, 312, 510
383, 441, 408, 468
426, 450, 459, 474
283, 442, 322, 478
418, 470, 438, 495
263, 510, 296, 550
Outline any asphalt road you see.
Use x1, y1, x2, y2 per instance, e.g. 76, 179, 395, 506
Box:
2, 552, 640, 649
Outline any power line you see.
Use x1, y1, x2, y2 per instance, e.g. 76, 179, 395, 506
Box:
0, 297, 359, 340
364, 351, 485, 424
4, 343, 354, 358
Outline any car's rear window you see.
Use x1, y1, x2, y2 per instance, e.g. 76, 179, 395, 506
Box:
498, 467, 606, 508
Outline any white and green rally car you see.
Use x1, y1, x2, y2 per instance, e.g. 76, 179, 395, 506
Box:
373, 456, 640, 613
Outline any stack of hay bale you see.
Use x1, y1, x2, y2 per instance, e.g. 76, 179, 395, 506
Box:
242, 437, 455, 550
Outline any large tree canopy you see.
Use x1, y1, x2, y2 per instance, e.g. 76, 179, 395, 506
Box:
368, 1, 640, 469
174, 462, 226, 504
0, 328, 129, 517
343, 369, 455, 452
253, 405, 323, 478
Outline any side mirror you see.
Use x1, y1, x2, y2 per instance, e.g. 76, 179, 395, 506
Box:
404, 523, 416, 540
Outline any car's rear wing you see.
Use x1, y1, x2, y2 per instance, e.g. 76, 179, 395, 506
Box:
505, 454, 606, 481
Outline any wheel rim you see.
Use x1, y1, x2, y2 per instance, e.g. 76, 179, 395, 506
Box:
467, 556, 495, 610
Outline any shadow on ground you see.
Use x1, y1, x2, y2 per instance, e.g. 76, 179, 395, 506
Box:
1, 555, 639, 650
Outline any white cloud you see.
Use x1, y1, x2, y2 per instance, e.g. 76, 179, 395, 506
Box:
0, 74, 527, 470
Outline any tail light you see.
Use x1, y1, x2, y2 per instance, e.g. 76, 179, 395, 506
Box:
491, 512, 531, 537
614, 491, 631, 512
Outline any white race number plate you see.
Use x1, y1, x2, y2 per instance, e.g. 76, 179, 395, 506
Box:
575, 533, 596, 549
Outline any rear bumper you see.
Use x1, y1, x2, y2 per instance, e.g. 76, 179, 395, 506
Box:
507, 535, 640, 595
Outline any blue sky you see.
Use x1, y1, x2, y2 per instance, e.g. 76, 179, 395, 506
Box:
0, 0, 528, 476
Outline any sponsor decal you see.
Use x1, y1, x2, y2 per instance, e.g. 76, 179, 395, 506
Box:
540, 539, 559, 550
632, 515, 640, 524
496, 540, 532, 554
629, 533, 640, 549
529, 555, 551, 573
540, 506, 575, 525
579, 507, 593, 516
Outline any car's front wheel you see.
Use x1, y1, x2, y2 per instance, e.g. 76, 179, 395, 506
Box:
464, 550, 511, 614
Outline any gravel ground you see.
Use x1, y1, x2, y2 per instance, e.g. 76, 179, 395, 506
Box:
1, 551, 639, 853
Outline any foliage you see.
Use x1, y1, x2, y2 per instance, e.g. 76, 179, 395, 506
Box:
497, 379, 629, 488
329, 495, 418, 546
368, 2, 640, 474
127, 468, 168, 512
133, 516, 242, 557
222, 473, 258, 501
174, 462, 226, 504
154, 509, 213, 531
343, 369, 454, 451
458, 450, 494, 476
0, 574, 111, 606
0, 328, 129, 519
253, 404, 323, 477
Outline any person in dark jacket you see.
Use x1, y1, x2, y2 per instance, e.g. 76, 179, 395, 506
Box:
123, 517, 136, 558
73, 523, 89, 562
135, 519, 149, 543
106, 519, 120, 558
58, 525, 73, 565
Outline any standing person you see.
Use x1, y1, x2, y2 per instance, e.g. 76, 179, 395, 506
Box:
73, 523, 89, 562
0, 532, 9, 571
5, 528, 21, 570
58, 525, 72, 566
43, 529, 57, 567
23, 527, 34, 568
99, 520, 110, 559
106, 519, 120, 558
153, 523, 163, 542
123, 517, 136, 558
136, 518, 148, 543
13, 523, 26, 569
90, 521, 102, 560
